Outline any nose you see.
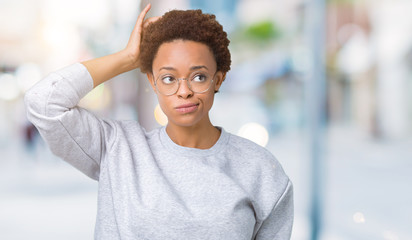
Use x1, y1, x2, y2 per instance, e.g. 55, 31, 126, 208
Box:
176, 79, 193, 99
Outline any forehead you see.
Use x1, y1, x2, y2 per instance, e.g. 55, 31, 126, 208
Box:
152, 40, 216, 73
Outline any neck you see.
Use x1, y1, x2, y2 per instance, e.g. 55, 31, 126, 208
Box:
165, 116, 221, 149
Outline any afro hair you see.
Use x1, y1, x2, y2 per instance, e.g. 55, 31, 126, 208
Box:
139, 9, 231, 75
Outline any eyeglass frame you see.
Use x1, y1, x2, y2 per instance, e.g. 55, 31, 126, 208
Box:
153, 71, 217, 96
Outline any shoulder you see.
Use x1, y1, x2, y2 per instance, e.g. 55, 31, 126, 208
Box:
224, 130, 290, 186
227, 133, 271, 154
224, 131, 291, 215
225, 132, 281, 169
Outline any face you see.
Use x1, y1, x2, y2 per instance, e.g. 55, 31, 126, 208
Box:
147, 39, 224, 128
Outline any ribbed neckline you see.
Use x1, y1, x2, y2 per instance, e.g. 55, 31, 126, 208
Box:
159, 126, 229, 157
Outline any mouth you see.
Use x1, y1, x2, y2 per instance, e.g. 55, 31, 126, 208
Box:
175, 103, 199, 114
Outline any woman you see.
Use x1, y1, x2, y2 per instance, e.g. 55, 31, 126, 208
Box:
25, 4, 293, 239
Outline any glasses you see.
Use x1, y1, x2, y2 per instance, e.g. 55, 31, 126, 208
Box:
154, 71, 216, 96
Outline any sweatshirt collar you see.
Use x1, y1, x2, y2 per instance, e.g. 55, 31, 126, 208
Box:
159, 126, 229, 157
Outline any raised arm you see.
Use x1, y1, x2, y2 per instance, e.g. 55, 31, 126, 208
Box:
82, 3, 158, 87
24, 4, 158, 180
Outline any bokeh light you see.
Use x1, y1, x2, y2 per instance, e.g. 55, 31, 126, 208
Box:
352, 212, 366, 224
15, 63, 42, 93
383, 230, 399, 240
154, 104, 168, 126
237, 122, 269, 147
0, 73, 20, 101
79, 84, 112, 111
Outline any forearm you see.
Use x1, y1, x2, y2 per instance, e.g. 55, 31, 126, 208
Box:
81, 50, 138, 88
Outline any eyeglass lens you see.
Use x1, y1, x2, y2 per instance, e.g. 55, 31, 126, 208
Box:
155, 71, 215, 95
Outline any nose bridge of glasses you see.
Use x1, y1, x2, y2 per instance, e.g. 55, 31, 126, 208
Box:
175, 77, 193, 94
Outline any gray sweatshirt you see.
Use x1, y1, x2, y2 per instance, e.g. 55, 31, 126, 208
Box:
24, 63, 293, 240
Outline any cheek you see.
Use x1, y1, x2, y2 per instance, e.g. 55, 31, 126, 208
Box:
203, 93, 215, 110
156, 96, 171, 115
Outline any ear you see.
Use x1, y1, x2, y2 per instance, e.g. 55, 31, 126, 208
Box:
146, 73, 157, 92
214, 71, 225, 93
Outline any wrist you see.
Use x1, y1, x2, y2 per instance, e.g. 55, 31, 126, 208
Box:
120, 49, 140, 71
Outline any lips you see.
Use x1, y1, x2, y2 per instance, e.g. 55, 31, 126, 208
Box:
175, 103, 199, 114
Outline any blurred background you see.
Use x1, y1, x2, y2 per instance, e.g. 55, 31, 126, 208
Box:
1, 0, 411, 239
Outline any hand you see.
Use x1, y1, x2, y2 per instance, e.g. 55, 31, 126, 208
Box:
124, 3, 160, 69
82, 3, 160, 87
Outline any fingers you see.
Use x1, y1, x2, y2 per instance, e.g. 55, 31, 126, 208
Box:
128, 3, 152, 46
143, 16, 161, 28
123, 3, 156, 67
136, 3, 151, 32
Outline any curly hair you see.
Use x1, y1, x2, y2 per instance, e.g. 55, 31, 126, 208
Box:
139, 9, 231, 75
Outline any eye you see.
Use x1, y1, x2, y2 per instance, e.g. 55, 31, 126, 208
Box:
161, 76, 176, 85
192, 74, 207, 83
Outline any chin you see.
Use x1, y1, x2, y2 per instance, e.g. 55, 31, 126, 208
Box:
167, 113, 206, 128
170, 118, 201, 128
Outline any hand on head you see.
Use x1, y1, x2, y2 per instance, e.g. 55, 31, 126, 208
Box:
82, 4, 161, 87
124, 4, 160, 69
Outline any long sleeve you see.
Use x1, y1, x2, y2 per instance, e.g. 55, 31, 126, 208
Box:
24, 63, 117, 180
255, 180, 294, 239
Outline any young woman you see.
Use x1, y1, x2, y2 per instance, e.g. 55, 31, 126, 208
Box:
25, 4, 293, 239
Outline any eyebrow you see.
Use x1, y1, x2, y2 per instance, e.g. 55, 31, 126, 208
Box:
158, 65, 209, 71
190, 65, 208, 71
